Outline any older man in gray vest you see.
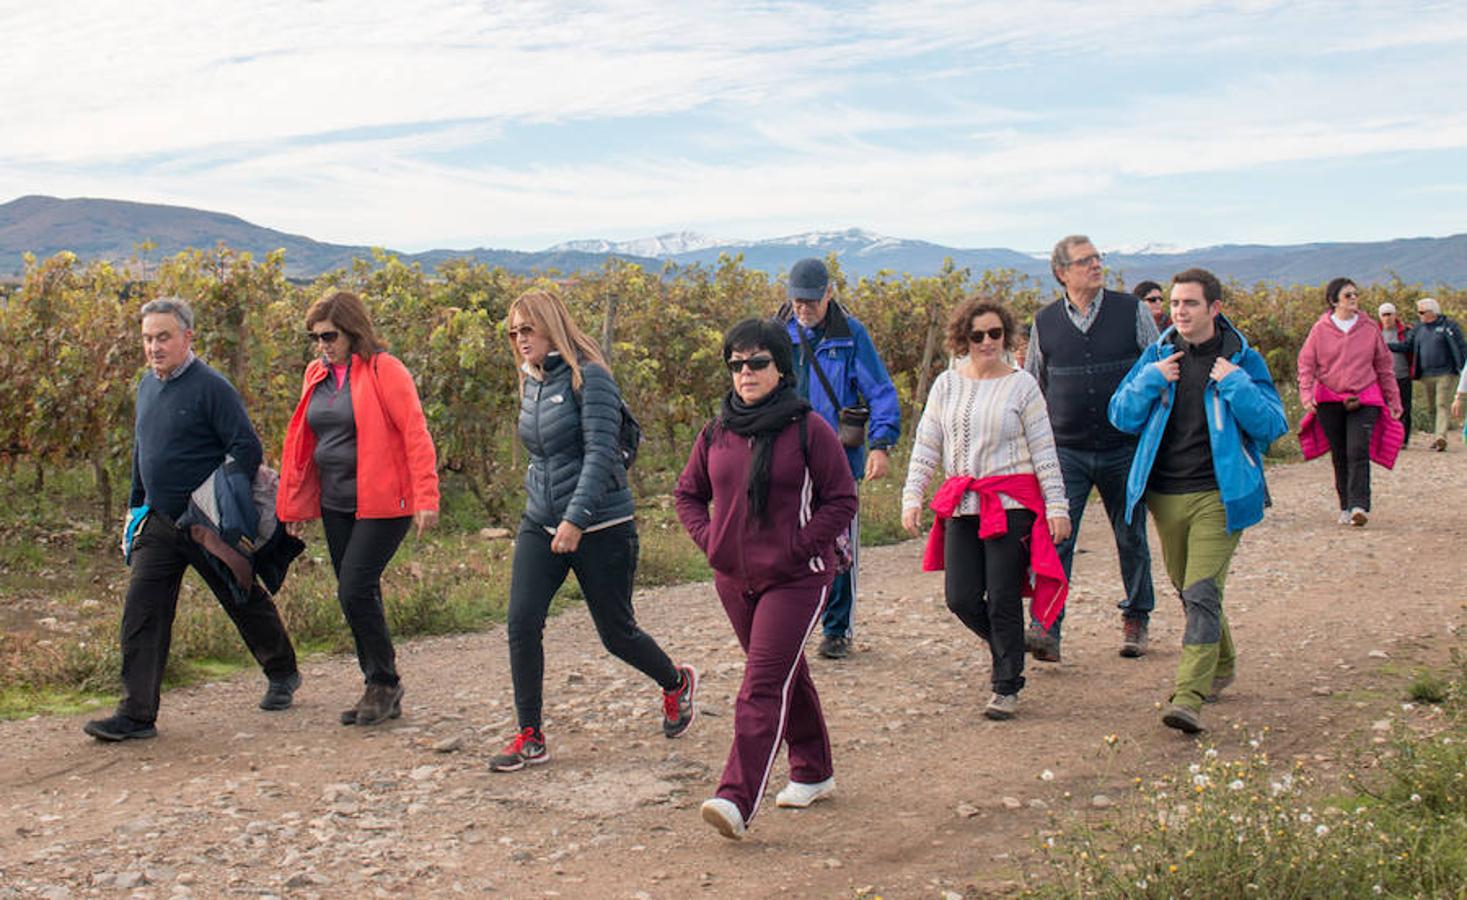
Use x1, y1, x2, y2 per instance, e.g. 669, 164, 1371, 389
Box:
1024, 235, 1159, 662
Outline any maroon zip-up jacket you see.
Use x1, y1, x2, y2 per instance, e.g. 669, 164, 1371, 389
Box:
676, 411, 858, 593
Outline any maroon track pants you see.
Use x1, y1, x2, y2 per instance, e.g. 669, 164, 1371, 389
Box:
712, 573, 834, 822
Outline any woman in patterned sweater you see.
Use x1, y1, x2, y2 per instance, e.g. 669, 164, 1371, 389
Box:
902, 298, 1071, 720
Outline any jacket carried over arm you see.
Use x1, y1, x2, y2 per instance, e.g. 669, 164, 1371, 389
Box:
277, 352, 439, 522
1108, 315, 1288, 534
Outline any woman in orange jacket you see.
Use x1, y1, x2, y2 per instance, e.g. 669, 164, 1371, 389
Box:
277, 289, 439, 726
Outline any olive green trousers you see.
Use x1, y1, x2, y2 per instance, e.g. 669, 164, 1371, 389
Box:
1145, 490, 1241, 712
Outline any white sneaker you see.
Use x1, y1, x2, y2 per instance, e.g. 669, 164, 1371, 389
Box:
700, 797, 746, 840
1349, 508, 1368, 527
1337, 510, 1352, 525
776, 776, 836, 808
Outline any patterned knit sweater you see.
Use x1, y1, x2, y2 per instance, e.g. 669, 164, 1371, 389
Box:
902, 367, 1068, 520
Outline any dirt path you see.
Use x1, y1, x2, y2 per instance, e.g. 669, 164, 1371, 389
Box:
2, 445, 1465, 899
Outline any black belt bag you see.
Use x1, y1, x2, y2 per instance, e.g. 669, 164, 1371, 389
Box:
797, 324, 869, 449
837, 405, 870, 449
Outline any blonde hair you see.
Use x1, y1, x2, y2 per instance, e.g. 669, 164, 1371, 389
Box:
507, 287, 606, 390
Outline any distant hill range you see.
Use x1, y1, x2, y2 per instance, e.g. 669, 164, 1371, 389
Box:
3, 195, 1464, 287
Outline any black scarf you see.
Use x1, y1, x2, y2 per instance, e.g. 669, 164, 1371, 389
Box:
718, 383, 810, 520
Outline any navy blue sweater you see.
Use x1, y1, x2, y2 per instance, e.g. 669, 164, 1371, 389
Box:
129, 358, 263, 519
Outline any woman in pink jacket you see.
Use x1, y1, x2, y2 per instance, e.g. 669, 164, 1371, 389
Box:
1297, 278, 1402, 527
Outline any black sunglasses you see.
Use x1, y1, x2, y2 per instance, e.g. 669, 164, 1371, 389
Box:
308, 330, 341, 344
507, 324, 535, 338
969, 327, 1005, 343
726, 356, 775, 373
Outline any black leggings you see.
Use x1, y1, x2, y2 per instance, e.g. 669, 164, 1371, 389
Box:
321, 510, 411, 687
1315, 401, 1380, 511
943, 509, 1035, 695
507, 518, 680, 730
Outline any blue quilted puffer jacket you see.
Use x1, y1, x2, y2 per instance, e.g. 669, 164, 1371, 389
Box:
519, 354, 634, 530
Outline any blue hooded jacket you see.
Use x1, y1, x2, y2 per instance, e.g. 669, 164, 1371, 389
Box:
1107, 314, 1288, 533
783, 302, 901, 470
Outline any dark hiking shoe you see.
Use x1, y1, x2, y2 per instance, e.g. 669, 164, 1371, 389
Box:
84, 714, 158, 742
1027, 623, 1062, 663
344, 683, 405, 727
662, 664, 699, 739
339, 685, 404, 725
1120, 619, 1149, 658
1435, 436, 1448, 451
489, 727, 549, 773
817, 635, 851, 660
1162, 704, 1204, 734
259, 671, 301, 711
1204, 672, 1235, 704
1349, 508, 1368, 527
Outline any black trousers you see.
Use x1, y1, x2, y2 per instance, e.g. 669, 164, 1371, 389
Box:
943, 509, 1035, 696
507, 518, 679, 730
1315, 401, 1380, 511
119, 514, 298, 723
1396, 376, 1413, 446
321, 510, 411, 687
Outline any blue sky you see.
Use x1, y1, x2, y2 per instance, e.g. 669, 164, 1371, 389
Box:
3, 0, 1464, 253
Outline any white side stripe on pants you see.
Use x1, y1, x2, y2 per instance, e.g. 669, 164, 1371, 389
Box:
748, 583, 828, 822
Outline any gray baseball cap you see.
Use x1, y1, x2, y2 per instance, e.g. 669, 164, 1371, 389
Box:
787, 258, 830, 301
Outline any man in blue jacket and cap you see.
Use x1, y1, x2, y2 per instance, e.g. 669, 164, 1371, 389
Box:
781, 258, 901, 660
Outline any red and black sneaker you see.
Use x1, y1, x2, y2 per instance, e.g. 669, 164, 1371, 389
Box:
662, 664, 698, 739
488, 726, 548, 772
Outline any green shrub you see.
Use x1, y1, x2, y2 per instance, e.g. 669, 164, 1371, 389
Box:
1038, 653, 1467, 898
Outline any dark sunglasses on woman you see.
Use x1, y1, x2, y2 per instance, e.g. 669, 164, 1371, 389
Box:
726, 356, 775, 373
308, 330, 340, 343
969, 327, 1005, 343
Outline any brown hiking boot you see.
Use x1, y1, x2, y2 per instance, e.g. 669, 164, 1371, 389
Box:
1120, 619, 1149, 658
341, 683, 405, 726
1027, 623, 1062, 663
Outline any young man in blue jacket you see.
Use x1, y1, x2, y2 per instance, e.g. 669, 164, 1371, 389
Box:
781, 258, 901, 660
1107, 269, 1288, 734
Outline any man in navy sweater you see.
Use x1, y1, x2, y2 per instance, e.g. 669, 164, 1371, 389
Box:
1024, 235, 1159, 662
84, 298, 300, 742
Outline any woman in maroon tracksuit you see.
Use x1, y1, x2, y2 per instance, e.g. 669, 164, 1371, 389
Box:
676, 317, 858, 840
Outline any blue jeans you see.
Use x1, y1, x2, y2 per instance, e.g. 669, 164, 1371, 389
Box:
822, 452, 864, 638
1036, 444, 1156, 635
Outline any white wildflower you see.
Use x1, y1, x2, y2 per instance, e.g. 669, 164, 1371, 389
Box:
1229, 780, 1245, 791
1205, 748, 1219, 760
1316, 825, 1330, 837
1040, 769, 1055, 781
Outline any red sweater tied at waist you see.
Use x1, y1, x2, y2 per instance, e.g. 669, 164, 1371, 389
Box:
921, 474, 1069, 630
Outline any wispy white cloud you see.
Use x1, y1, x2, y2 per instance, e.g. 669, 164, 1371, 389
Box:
1, 0, 1462, 250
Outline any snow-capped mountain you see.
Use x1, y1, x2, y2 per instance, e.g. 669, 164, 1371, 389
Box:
5, 197, 1465, 285
549, 231, 725, 257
